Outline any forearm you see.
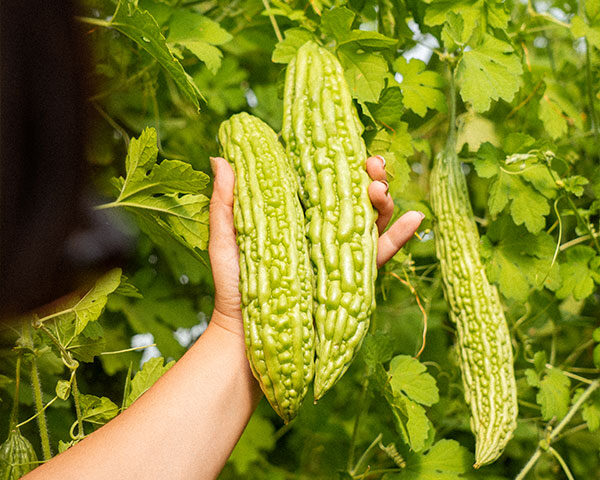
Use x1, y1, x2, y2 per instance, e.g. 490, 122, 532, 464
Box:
24, 313, 262, 480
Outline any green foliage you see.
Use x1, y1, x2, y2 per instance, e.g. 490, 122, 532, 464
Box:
536, 368, 571, 421
125, 357, 175, 408
1, 1, 599, 479
105, 0, 204, 109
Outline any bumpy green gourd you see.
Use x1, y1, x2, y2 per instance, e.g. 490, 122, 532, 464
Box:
430, 122, 518, 465
0, 429, 38, 479
218, 112, 314, 422
282, 41, 378, 400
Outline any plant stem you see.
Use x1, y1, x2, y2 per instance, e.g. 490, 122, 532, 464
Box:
39, 325, 78, 370
560, 232, 600, 251
101, 344, 156, 355
71, 373, 85, 440
16, 397, 58, 429
561, 339, 595, 368
550, 379, 599, 442
515, 450, 542, 480
515, 379, 600, 479
545, 171, 600, 255
31, 354, 52, 460
545, 364, 593, 385
260, 0, 283, 42
8, 354, 22, 431
348, 379, 370, 471
564, 194, 600, 253
351, 433, 383, 477
75, 16, 112, 28
548, 447, 575, 480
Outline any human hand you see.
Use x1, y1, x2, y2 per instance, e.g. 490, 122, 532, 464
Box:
208, 155, 424, 335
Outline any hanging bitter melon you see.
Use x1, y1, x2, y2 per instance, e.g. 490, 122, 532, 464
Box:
430, 77, 518, 466
282, 41, 378, 400
218, 112, 315, 422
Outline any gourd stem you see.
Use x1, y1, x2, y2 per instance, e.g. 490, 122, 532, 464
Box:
445, 66, 457, 151
8, 354, 22, 431
31, 354, 52, 460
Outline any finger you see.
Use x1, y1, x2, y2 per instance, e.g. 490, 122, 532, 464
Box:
368, 180, 394, 235
366, 155, 387, 182
209, 157, 237, 248
377, 211, 425, 268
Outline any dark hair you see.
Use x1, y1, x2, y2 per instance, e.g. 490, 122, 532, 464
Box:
1, 0, 93, 318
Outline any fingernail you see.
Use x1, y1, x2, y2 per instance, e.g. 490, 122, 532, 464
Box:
379, 180, 389, 195
416, 211, 425, 220
375, 155, 386, 167
209, 156, 217, 175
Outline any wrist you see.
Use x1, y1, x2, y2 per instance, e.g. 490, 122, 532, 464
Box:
210, 308, 244, 338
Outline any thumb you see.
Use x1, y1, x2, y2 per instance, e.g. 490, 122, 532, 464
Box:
209, 157, 236, 246
210, 157, 235, 209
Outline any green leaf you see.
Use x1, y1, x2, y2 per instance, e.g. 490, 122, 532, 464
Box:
534, 351, 547, 373
457, 34, 523, 113
538, 81, 584, 140
56, 379, 71, 400
166, 10, 232, 74
272, 29, 314, 64
474, 143, 556, 233
556, 246, 599, 300
338, 46, 388, 103
58, 440, 75, 453
424, 1, 482, 41
562, 175, 589, 197
53, 268, 122, 336
367, 127, 412, 196
571, 14, 600, 49
537, 368, 571, 421
441, 11, 466, 50
125, 356, 175, 408
114, 274, 142, 298
69, 322, 106, 363
229, 412, 276, 473
80, 394, 119, 425
393, 58, 446, 117
321, 7, 355, 39
193, 57, 248, 115
524, 369, 540, 387
481, 217, 560, 301
340, 30, 397, 49
582, 400, 600, 432
390, 395, 433, 453
110, 128, 210, 258
109, 0, 203, 109
424, 0, 509, 41
359, 332, 394, 374
390, 439, 473, 479
366, 87, 405, 128
389, 355, 439, 406
117, 129, 209, 201
321, 7, 396, 49
168, 10, 231, 45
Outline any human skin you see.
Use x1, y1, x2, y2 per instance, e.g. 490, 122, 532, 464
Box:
24, 155, 424, 480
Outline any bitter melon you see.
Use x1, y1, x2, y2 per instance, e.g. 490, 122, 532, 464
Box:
218, 112, 314, 422
0, 428, 38, 479
282, 41, 378, 400
430, 79, 518, 467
